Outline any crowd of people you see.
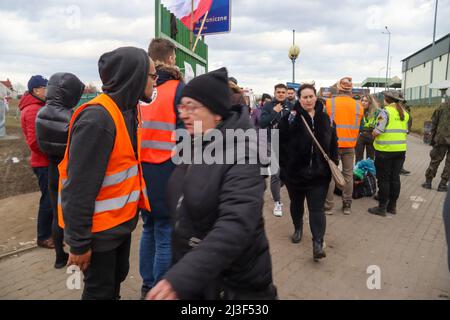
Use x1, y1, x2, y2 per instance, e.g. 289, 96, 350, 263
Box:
16, 37, 450, 300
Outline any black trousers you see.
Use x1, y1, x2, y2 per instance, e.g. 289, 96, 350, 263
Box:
47, 160, 66, 260
355, 131, 375, 163
375, 151, 406, 207
82, 236, 131, 300
286, 183, 328, 242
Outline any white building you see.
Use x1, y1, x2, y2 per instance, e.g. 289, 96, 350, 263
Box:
401, 33, 450, 105
0, 79, 16, 99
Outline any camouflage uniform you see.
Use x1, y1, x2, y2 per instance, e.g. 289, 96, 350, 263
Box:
425, 101, 450, 185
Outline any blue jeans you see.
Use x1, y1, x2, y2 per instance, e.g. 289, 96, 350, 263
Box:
139, 160, 175, 289
32, 167, 53, 241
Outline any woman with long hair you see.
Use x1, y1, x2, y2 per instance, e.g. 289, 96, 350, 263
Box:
355, 95, 380, 163
369, 90, 410, 216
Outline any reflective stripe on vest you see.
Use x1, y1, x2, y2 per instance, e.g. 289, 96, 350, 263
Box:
58, 165, 143, 215
327, 96, 363, 148
363, 114, 377, 130
142, 121, 176, 131
339, 137, 358, 142
374, 105, 410, 152
140, 80, 179, 164
57, 94, 150, 233
141, 140, 175, 151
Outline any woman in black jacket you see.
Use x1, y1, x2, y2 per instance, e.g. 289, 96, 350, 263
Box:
35, 73, 85, 268
146, 68, 276, 300
279, 84, 338, 261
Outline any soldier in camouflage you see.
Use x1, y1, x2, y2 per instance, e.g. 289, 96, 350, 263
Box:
422, 101, 450, 192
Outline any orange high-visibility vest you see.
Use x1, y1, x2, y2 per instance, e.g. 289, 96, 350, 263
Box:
326, 96, 363, 148
139, 80, 179, 164
57, 94, 150, 233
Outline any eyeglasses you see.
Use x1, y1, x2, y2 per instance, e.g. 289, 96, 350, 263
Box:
148, 73, 159, 81
177, 104, 204, 114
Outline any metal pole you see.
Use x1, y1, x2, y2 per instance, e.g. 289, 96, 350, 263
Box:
389, 56, 393, 80
384, 26, 391, 90
429, 0, 438, 105
377, 67, 384, 94
293, 30, 296, 83
293, 60, 295, 83
155, 0, 161, 38
190, 0, 194, 49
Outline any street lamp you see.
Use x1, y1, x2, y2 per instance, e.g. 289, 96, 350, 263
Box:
429, 0, 439, 105
289, 29, 300, 83
382, 26, 391, 91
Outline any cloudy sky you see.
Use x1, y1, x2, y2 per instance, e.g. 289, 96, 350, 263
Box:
1, 0, 449, 95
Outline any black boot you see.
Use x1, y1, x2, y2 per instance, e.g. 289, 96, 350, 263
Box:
291, 227, 303, 244
387, 200, 397, 215
437, 180, 448, 192
368, 204, 387, 217
422, 178, 432, 189
54, 252, 69, 269
313, 240, 326, 261
400, 168, 411, 175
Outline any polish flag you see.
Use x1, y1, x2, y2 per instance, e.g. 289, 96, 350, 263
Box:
162, 0, 213, 30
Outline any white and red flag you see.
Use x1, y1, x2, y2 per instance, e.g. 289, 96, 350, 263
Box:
162, 0, 213, 30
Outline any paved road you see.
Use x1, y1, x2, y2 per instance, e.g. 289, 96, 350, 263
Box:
1, 135, 449, 300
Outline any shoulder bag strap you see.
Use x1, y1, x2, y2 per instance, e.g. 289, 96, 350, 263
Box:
300, 114, 330, 162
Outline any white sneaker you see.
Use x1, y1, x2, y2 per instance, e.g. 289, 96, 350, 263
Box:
273, 202, 283, 217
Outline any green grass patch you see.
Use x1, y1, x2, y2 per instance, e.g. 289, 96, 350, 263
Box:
5, 99, 21, 129
410, 105, 438, 135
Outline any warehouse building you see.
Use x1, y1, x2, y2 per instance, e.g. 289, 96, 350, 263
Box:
402, 33, 450, 105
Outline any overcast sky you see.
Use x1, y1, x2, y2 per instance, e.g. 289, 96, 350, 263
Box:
1, 0, 449, 95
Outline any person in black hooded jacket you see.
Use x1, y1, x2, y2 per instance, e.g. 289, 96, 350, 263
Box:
279, 84, 338, 261
36, 72, 85, 269
60, 47, 156, 300
146, 68, 276, 300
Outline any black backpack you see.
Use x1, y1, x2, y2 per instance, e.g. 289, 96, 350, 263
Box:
352, 177, 365, 199
362, 173, 377, 197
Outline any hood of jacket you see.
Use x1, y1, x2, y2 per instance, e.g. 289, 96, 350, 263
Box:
35, 73, 85, 160
217, 105, 253, 133
45, 73, 85, 110
19, 93, 45, 111
156, 63, 184, 86
98, 46, 149, 111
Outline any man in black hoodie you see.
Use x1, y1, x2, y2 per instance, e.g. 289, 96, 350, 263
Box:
36, 72, 85, 269
61, 47, 156, 300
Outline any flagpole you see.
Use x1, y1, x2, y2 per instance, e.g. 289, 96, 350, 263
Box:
193, 11, 208, 52
190, 0, 194, 50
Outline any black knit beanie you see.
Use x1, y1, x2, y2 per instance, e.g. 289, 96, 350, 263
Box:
181, 67, 231, 119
